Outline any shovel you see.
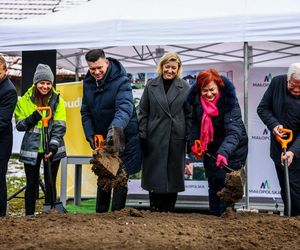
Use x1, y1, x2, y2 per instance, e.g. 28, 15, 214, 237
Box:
91, 134, 120, 177
37, 107, 67, 213
205, 152, 246, 187
276, 128, 293, 217
192, 140, 245, 187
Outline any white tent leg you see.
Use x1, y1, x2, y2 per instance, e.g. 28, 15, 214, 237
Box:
243, 41, 249, 209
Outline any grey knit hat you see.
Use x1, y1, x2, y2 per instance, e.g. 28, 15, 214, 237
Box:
33, 64, 54, 84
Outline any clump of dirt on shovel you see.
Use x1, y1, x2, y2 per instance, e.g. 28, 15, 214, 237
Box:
217, 170, 244, 206
90, 148, 127, 191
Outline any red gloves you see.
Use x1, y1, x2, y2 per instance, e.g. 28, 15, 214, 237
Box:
216, 154, 228, 169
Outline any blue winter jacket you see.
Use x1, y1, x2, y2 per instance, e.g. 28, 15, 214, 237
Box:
80, 57, 141, 175
187, 76, 248, 178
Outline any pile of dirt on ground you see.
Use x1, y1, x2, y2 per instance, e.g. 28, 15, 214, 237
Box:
0, 208, 299, 249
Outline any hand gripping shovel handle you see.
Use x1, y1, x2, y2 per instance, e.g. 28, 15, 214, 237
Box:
205, 152, 235, 172
36, 106, 52, 128
94, 134, 104, 150
275, 128, 293, 217
275, 128, 293, 149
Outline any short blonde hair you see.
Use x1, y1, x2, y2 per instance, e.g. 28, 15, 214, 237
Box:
156, 52, 182, 77
0, 55, 7, 70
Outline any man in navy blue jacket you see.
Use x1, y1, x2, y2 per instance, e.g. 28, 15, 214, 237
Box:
0, 55, 17, 217
257, 63, 300, 216
81, 49, 141, 213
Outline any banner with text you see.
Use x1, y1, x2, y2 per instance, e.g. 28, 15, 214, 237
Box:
248, 67, 287, 199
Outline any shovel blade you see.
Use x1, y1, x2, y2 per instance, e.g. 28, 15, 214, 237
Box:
112, 126, 125, 153
43, 201, 67, 213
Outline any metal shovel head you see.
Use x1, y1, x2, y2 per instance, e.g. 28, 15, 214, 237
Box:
112, 126, 125, 153
43, 201, 67, 213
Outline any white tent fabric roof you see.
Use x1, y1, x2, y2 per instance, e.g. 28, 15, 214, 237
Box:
0, 0, 300, 72
1, 0, 300, 51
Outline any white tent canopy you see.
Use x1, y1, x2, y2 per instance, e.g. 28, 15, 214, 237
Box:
2, 0, 300, 209
1, 0, 300, 73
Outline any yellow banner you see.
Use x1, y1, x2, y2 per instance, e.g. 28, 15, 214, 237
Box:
56, 82, 97, 197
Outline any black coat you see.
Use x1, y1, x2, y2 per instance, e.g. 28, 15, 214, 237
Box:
0, 76, 17, 160
80, 58, 141, 175
257, 75, 300, 168
187, 76, 248, 178
139, 76, 192, 193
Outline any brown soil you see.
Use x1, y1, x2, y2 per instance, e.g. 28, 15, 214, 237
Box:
1, 208, 299, 249
90, 148, 127, 191
90, 148, 121, 177
218, 170, 245, 206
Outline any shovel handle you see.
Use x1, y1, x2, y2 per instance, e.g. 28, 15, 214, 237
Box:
276, 128, 293, 149
193, 140, 205, 158
36, 107, 52, 128
94, 134, 104, 149
205, 152, 235, 172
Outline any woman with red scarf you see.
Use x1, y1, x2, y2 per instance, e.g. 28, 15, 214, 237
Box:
187, 69, 248, 216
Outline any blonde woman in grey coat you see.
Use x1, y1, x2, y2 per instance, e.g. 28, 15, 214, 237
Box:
139, 52, 192, 212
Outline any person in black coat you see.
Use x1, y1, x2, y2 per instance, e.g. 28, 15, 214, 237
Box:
187, 68, 248, 216
0, 55, 17, 217
139, 52, 192, 212
257, 63, 300, 216
81, 49, 141, 213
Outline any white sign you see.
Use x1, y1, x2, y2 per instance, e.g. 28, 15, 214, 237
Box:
248, 67, 287, 198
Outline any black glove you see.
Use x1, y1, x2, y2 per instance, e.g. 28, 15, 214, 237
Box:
105, 127, 125, 153
87, 136, 96, 150
113, 126, 125, 153
105, 128, 114, 147
26, 110, 42, 126
49, 144, 58, 155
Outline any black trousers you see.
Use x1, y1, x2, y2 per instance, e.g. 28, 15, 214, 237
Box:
24, 153, 60, 215
96, 185, 128, 213
149, 192, 178, 212
0, 159, 9, 217
275, 163, 300, 216
0, 132, 12, 217
207, 176, 226, 216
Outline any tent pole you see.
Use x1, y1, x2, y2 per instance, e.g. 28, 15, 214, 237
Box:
243, 42, 249, 210
75, 54, 80, 81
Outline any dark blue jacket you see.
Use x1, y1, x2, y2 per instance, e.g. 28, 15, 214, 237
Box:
187, 76, 248, 178
0, 76, 17, 160
81, 58, 141, 175
257, 75, 300, 168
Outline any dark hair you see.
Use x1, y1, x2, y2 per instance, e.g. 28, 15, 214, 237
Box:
196, 68, 225, 93
85, 49, 106, 62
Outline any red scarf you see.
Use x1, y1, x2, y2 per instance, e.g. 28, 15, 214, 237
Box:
199, 93, 220, 153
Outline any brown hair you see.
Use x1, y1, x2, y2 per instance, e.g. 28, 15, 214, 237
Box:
33, 86, 53, 107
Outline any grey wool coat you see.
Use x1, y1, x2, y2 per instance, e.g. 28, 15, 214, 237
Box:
138, 76, 192, 193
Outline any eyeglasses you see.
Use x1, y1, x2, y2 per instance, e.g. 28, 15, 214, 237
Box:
288, 80, 300, 90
